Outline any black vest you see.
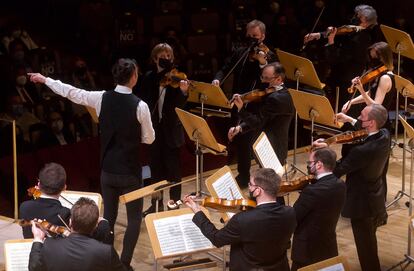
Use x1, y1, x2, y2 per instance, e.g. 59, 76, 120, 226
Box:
99, 90, 141, 176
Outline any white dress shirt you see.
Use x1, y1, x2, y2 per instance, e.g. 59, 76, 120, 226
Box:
45, 78, 155, 144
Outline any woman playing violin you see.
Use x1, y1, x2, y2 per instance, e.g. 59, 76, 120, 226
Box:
342, 42, 396, 119
139, 43, 189, 215
185, 168, 296, 271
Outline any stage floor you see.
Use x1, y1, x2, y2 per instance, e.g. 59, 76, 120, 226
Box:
0, 144, 412, 271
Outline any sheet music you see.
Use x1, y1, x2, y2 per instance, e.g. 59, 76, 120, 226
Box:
319, 263, 345, 271
180, 214, 213, 251
212, 171, 243, 217
153, 214, 212, 256
254, 133, 283, 175
5, 241, 33, 271
59, 191, 101, 211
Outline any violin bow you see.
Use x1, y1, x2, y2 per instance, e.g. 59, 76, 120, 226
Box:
302, 6, 325, 51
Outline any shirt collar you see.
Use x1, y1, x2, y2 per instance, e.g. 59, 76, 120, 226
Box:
368, 130, 380, 137
316, 172, 333, 180
114, 85, 132, 94
257, 200, 277, 206
40, 194, 60, 201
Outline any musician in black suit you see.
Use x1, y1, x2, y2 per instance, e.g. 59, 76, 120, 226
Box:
29, 197, 126, 271
228, 62, 294, 166
291, 147, 346, 270
20, 162, 70, 238
139, 43, 189, 215
315, 104, 390, 271
19, 162, 111, 243
212, 19, 277, 188
184, 168, 296, 271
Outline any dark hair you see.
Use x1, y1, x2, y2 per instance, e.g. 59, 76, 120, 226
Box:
367, 104, 388, 128
251, 168, 280, 196
313, 147, 337, 171
71, 197, 99, 235
111, 58, 137, 85
38, 162, 66, 195
265, 62, 286, 81
369, 42, 394, 71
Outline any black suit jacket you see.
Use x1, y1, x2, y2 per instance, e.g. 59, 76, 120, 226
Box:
334, 129, 390, 219
20, 198, 71, 238
29, 234, 125, 271
238, 86, 294, 164
139, 70, 187, 149
193, 202, 296, 271
292, 174, 346, 265
20, 197, 112, 243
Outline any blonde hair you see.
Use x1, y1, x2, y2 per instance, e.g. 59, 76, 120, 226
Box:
150, 43, 174, 64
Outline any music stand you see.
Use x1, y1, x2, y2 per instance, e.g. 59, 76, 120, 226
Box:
175, 108, 227, 195
288, 88, 342, 144
387, 75, 414, 208
381, 25, 414, 144
187, 81, 232, 116
388, 115, 414, 270
276, 49, 325, 170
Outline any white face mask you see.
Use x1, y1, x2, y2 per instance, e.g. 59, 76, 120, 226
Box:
16, 75, 27, 86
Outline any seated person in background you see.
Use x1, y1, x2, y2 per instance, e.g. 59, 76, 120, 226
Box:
291, 147, 346, 270
20, 162, 111, 243
29, 197, 125, 271
44, 111, 76, 146
185, 168, 296, 271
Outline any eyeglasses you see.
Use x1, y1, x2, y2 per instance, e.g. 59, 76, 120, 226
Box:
248, 182, 258, 188
260, 75, 277, 81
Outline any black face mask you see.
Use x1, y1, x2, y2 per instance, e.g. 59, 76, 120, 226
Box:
351, 14, 361, 25
75, 66, 87, 76
307, 164, 316, 175
256, 81, 269, 90
248, 189, 257, 201
368, 56, 382, 68
246, 36, 260, 47
158, 58, 173, 70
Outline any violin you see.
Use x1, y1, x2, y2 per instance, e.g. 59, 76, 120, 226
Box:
160, 68, 191, 88
27, 186, 74, 205
249, 43, 270, 63
168, 196, 256, 212
229, 87, 277, 105
323, 129, 368, 145
326, 25, 363, 36
278, 175, 315, 194
18, 219, 71, 237
347, 65, 388, 93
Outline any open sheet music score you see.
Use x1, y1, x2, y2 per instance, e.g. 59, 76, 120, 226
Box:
253, 132, 284, 175
211, 170, 243, 218
318, 263, 345, 271
152, 213, 213, 257
4, 239, 33, 271
59, 190, 102, 212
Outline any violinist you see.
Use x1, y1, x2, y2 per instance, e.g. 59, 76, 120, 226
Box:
19, 163, 70, 239
228, 62, 294, 188
184, 168, 296, 271
29, 198, 126, 271
139, 43, 189, 215
291, 147, 346, 270
19, 162, 112, 243
315, 104, 389, 271
304, 5, 382, 107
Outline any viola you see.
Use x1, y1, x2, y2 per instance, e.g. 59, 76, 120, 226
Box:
160, 68, 191, 89
249, 43, 270, 63
347, 65, 388, 93
278, 175, 316, 194
18, 219, 71, 237
168, 196, 256, 212
229, 87, 277, 105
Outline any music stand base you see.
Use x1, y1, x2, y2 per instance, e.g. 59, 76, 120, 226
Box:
387, 255, 414, 271
387, 190, 414, 209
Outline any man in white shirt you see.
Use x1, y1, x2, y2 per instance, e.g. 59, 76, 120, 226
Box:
29, 58, 155, 271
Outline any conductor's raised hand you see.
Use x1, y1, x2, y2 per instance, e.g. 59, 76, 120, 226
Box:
27, 73, 46, 84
